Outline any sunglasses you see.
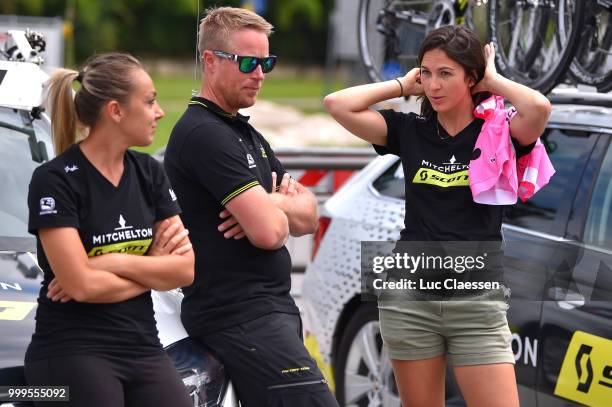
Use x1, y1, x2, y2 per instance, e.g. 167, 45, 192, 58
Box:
212, 50, 277, 74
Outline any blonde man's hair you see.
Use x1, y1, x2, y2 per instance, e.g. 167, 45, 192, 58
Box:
198, 7, 273, 55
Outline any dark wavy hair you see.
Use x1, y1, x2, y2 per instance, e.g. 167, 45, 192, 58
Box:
418, 25, 489, 118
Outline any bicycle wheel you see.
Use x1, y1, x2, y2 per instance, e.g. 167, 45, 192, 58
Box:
358, 0, 437, 83
489, 0, 586, 95
568, 1, 612, 92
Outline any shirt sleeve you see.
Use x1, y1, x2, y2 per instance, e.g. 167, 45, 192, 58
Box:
373, 109, 412, 156
182, 123, 260, 206
28, 165, 79, 235
149, 156, 182, 221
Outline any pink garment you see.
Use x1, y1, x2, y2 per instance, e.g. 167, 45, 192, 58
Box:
469, 95, 555, 205
516, 139, 555, 202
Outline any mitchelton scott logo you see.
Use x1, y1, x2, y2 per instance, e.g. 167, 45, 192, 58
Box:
88, 215, 153, 257
412, 156, 469, 188
554, 331, 612, 405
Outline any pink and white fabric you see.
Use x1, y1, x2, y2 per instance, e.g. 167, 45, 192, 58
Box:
469, 95, 555, 205
516, 139, 554, 202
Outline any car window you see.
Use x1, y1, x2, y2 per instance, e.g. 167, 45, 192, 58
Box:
372, 160, 405, 199
583, 141, 612, 250
0, 113, 50, 238
504, 128, 593, 235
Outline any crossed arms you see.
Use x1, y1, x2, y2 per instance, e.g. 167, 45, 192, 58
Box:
42, 215, 194, 303
43, 173, 318, 303
218, 171, 319, 250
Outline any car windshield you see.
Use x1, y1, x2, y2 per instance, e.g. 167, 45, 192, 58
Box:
0, 111, 50, 239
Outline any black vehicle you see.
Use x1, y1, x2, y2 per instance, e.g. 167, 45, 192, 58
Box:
302, 89, 612, 406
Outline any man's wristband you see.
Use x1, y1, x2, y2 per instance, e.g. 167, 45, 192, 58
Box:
394, 78, 404, 98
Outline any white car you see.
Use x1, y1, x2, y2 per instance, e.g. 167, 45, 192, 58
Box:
302, 93, 612, 407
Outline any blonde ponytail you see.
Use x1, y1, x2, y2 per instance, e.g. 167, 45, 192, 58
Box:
47, 69, 80, 155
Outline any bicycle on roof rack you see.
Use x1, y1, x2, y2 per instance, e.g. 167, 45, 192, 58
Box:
567, 0, 612, 92
488, 0, 585, 95
358, 0, 612, 96
357, 0, 484, 84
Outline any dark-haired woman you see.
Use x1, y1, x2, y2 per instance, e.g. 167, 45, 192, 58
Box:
324, 26, 550, 407
25, 53, 194, 407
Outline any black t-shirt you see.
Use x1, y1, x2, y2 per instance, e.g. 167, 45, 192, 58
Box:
164, 97, 298, 337
374, 110, 534, 241
26, 144, 180, 361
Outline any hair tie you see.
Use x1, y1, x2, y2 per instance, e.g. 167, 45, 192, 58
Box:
75, 70, 84, 83
394, 78, 404, 98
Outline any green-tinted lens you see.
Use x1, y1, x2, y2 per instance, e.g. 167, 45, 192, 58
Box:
239, 57, 258, 73
261, 57, 276, 73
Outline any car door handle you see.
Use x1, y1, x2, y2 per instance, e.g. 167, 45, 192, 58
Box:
548, 287, 585, 309
556, 293, 585, 310
557, 298, 585, 310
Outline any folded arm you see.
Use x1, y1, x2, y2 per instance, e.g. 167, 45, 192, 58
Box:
224, 185, 290, 250
87, 215, 195, 291
40, 227, 150, 303
269, 173, 318, 236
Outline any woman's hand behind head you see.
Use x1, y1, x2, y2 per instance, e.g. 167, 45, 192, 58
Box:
400, 67, 424, 97
471, 42, 499, 95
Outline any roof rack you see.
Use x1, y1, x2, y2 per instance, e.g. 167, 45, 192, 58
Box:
0, 30, 48, 110
548, 88, 612, 108
0, 29, 46, 65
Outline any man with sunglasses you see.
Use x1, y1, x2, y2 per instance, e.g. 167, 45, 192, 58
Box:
164, 6, 338, 407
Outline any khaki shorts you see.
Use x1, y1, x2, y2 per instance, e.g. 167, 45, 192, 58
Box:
378, 289, 515, 366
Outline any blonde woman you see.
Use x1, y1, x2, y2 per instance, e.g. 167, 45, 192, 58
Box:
25, 53, 194, 407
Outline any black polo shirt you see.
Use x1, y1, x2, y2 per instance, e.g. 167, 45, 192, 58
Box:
164, 96, 299, 336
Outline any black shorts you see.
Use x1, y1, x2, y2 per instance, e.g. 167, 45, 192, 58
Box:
24, 353, 191, 407
195, 312, 339, 407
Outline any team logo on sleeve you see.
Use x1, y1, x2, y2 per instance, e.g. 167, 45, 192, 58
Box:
39, 197, 57, 215
169, 188, 177, 201
247, 153, 256, 168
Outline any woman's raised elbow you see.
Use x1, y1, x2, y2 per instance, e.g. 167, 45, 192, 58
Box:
535, 94, 552, 118
323, 93, 341, 116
